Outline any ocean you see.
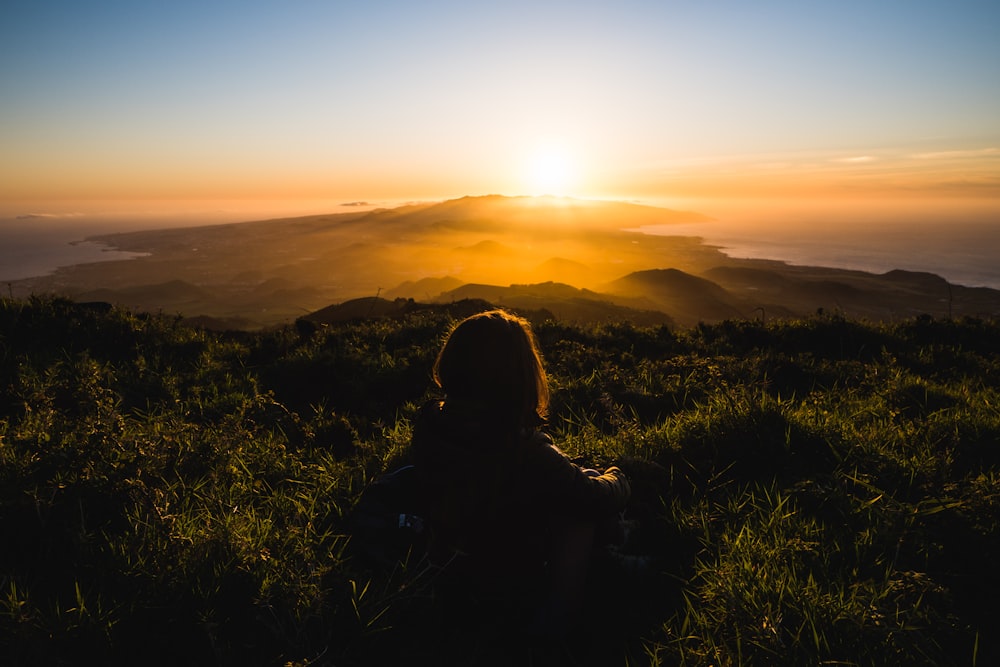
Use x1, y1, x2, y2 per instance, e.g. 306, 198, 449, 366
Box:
0, 200, 384, 283
637, 197, 1000, 291
0, 220, 149, 283
2, 198, 998, 290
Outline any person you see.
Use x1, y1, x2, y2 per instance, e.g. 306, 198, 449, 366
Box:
411, 309, 631, 635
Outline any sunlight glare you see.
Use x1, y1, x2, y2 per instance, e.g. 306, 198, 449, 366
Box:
524, 146, 577, 196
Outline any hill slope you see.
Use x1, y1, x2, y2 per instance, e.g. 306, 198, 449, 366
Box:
9, 195, 1000, 329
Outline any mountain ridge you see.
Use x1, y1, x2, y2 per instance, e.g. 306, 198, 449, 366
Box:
8, 194, 999, 329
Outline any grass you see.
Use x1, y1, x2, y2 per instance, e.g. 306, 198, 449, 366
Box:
1, 296, 998, 665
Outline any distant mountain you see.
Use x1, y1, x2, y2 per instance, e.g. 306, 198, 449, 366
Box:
438, 281, 593, 302
382, 276, 464, 300
533, 257, 593, 284
609, 268, 731, 298
701, 263, 983, 320
10, 194, 999, 329
875, 269, 952, 291
347, 194, 711, 233
453, 239, 517, 256
605, 269, 746, 325
301, 297, 550, 327
303, 297, 413, 323
433, 281, 675, 326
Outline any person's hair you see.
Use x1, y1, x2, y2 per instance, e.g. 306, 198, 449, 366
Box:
433, 309, 549, 428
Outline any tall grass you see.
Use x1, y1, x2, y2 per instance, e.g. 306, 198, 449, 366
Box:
1, 297, 998, 665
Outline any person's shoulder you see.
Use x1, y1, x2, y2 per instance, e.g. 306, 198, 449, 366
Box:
528, 427, 551, 442
523, 428, 554, 447
523, 430, 573, 463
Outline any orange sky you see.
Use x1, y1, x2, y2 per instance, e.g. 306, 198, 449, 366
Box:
2, 2, 998, 217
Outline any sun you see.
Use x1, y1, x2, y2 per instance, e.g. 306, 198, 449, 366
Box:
523, 145, 577, 196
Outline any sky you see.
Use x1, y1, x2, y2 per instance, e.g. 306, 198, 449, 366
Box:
2, 0, 999, 217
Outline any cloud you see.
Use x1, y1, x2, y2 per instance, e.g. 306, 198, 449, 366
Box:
832, 156, 875, 163
15, 212, 84, 219
897, 177, 1000, 193
910, 148, 999, 160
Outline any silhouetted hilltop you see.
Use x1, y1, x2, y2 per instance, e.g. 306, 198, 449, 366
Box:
300, 297, 549, 327
606, 269, 745, 324
439, 281, 591, 302
454, 239, 516, 255
382, 276, 464, 300
876, 269, 951, 290
302, 296, 415, 323
608, 268, 731, 300
702, 261, 994, 320
705, 266, 864, 304
425, 281, 672, 326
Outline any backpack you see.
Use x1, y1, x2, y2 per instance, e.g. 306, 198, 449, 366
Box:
346, 465, 428, 568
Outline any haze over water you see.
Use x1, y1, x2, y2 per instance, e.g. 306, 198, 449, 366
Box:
0, 199, 385, 282
639, 197, 1000, 290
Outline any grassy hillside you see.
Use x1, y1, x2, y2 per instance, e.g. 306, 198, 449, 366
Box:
2, 297, 998, 666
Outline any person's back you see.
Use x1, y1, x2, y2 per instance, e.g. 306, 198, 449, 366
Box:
410, 310, 631, 633
413, 399, 552, 590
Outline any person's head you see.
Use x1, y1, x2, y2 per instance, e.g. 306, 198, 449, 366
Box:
433, 309, 549, 428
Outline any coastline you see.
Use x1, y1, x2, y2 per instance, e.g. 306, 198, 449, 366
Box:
634, 220, 1000, 291
1, 237, 150, 283
4, 196, 998, 330
7, 219, 999, 291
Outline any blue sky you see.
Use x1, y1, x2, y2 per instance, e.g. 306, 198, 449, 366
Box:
2, 0, 998, 209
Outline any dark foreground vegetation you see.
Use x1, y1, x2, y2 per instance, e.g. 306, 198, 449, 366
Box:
2, 296, 999, 666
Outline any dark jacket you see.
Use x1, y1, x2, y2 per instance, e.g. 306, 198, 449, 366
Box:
412, 400, 630, 580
